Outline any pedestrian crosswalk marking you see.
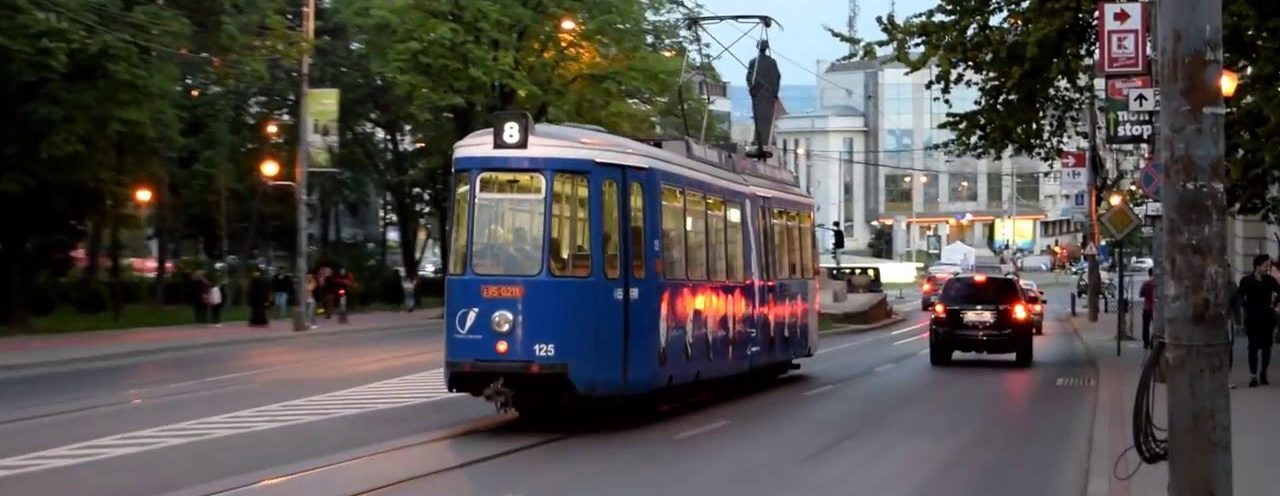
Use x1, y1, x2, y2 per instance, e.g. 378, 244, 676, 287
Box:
0, 368, 457, 478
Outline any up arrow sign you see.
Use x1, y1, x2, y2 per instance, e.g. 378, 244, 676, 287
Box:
1127, 87, 1159, 112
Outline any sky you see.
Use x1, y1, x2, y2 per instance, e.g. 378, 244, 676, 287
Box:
695, 0, 937, 86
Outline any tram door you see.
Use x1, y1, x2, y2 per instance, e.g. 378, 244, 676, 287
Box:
595, 162, 652, 394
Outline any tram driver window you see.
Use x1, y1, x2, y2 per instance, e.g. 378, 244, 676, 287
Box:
448, 172, 471, 275
470, 172, 546, 276
550, 173, 592, 277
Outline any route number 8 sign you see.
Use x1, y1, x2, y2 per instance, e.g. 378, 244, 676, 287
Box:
491, 111, 532, 149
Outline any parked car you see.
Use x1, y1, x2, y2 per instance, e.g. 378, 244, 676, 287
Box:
921, 272, 955, 311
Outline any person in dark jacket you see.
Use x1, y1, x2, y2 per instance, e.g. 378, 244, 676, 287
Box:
248, 268, 272, 327
1237, 254, 1280, 387
1139, 268, 1156, 349
271, 271, 293, 319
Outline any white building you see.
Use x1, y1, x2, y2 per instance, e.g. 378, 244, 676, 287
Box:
774, 56, 1082, 259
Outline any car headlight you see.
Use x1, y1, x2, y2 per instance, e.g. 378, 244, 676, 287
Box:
491, 310, 514, 333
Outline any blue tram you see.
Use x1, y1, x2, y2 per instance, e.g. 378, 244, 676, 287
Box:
444, 113, 819, 413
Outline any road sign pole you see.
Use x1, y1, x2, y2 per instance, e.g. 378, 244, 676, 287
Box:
1156, 0, 1232, 493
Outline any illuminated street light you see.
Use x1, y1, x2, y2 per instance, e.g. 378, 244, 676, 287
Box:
1108, 192, 1124, 207
559, 17, 578, 32
133, 186, 154, 205
662, 49, 678, 58
1220, 69, 1240, 98
259, 158, 282, 179
265, 122, 280, 136
189, 88, 200, 97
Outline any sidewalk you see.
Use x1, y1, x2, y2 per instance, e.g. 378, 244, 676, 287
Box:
1073, 311, 1280, 495
0, 308, 443, 373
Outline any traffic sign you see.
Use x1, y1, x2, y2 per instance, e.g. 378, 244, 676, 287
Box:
1127, 88, 1159, 112
1142, 201, 1163, 217
1138, 160, 1163, 198
1084, 243, 1099, 257
1073, 191, 1088, 214
1101, 202, 1142, 240
1098, 3, 1149, 75
1061, 151, 1088, 191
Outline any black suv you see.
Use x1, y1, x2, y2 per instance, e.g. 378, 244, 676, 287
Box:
928, 274, 1035, 367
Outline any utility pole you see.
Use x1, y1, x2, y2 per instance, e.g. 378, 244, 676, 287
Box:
1086, 96, 1102, 322
293, 0, 315, 332
1158, 0, 1232, 493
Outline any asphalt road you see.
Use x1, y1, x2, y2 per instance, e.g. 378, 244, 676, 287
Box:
0, 295, 1097, 496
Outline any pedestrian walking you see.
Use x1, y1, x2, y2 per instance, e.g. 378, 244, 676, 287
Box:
272, 271, 293, 319
402, 274, 416, 312
1139, 268, 1156, 349
208, 278, 224, 327
305, 272, 318, 328
1237, 254, 1280, 387
248, 268, 271, 327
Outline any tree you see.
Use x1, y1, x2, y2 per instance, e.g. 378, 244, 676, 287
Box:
827, 0, 1278, 217
335, 0, 696, 275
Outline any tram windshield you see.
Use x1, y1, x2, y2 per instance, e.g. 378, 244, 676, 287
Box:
469, 171, 546, 276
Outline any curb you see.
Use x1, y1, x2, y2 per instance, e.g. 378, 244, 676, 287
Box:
1063, 314, 1113, 496
819, 314, 909, 336
0, 319, 443, 377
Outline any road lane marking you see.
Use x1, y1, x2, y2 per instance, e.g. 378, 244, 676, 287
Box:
802, 385, 836, 396
673, 420, 730, 440
893, 333, 928, 346
0, 369, 458, 478
917, 349, 929, 356
1056, 377, 1097, 387
873, 363, 896, 372
815, 320, 928, 355
891, 322, 927, 335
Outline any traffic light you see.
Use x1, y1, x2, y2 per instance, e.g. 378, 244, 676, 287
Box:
259, 158, 281, 179
831, 222, 845, 251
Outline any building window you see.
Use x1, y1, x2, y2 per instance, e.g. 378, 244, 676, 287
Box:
885, 174, 912, 213
923, 172, 940, 209
951, 172, 978, 202
1016, 175, 1040, 207
987, 172, 1004, 209
661, 186, 686, 279
549, 173, 589, 277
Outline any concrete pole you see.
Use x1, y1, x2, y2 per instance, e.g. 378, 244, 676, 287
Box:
1086, 97, 1101, 322
1157, 0, 1232, 493
292, 0, 314, 332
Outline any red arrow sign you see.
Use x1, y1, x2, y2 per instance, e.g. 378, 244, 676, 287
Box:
1113, 7, 1131, 25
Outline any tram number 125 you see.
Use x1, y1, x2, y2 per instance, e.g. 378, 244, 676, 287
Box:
534, 344, 556, 357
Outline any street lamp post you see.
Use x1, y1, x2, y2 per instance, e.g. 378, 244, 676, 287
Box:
292, 0, 316, 332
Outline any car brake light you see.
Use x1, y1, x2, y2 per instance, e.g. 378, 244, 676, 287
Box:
933, 303, 946, 317
1013, 303, 1029, 320
973, 274, 987, 283
1032, 304, 1042, 313
922, 282, 932, 292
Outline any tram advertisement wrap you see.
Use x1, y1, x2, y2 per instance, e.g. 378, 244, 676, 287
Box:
657, 285, 808, 366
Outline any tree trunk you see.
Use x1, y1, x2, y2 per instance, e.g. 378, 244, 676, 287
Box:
155, 167, 171, 304
107, 203, 123, 320
394, 190, 419, 279
83, 213, 105, 282
379, 193, 389, 268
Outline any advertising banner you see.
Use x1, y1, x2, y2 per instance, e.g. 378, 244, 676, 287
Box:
1104, 76, 1153, 145
307, 88, 340, 169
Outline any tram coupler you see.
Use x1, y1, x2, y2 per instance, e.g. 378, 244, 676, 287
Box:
482, 378, 514, 414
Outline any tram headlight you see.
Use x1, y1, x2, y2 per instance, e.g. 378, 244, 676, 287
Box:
491, 310, 515, 333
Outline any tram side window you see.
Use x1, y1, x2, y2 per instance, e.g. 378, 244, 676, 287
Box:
800, 212, 815, 279
448, 172, 471, 275
602, 179, 620, 279
726, 202, 745, 281
772, 209, 790, 279
706, 196, 727, 281
470, 172, 546, 276
685, 191, 708, 281
550, 174, 591, 277
660, 186, 686, 279
786, 211, 802, 279
630, 183, 646, 278
758, 206, 772, 280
